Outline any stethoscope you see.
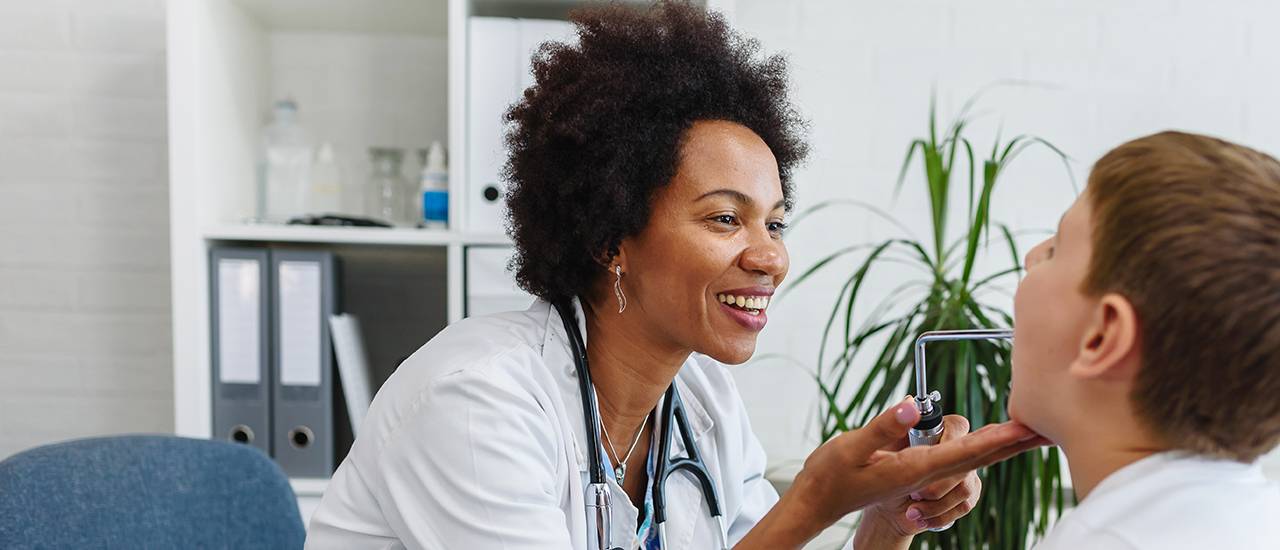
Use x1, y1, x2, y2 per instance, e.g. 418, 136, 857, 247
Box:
554, 301, 730, 550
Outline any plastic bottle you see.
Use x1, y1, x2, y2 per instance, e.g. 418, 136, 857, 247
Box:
419, 140, 449, 228
308, 142, 343, 215
257, 99, 313, 223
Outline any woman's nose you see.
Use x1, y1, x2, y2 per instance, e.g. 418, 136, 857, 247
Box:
740, 235, 788, 277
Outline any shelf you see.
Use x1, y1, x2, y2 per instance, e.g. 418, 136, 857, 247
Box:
290, 477, 329, 497
202, 223, 510, 247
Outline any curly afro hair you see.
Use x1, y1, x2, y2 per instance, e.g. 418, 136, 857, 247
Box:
502, 0, 808, 303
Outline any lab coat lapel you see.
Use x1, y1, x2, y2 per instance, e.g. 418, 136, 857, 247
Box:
657, 369, 718, 550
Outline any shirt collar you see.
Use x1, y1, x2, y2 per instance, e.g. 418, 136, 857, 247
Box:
1087, 451, 1264, 501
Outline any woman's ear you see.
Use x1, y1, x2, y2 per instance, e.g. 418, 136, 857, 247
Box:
599, 241, 628, 273
584, 245, 625, 304
1070, 293, 1141, 381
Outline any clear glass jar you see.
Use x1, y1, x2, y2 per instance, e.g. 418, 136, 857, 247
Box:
364, 147, 412, 226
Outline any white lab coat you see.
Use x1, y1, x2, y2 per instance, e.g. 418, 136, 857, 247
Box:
305, 299, 781, 550
1032, 451, 1280, 549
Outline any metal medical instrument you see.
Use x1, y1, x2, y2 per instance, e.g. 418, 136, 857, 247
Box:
908, 328, 1015, 531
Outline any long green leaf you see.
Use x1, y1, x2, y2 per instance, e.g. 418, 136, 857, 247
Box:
797, 87, 1074, 550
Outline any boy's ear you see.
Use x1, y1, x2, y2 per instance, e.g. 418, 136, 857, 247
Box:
1070, 293, 1141, 381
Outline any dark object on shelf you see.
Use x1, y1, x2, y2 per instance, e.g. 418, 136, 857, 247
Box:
287, 214, 393, 228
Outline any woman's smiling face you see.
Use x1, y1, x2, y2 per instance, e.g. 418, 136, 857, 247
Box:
615, 120, 790, 365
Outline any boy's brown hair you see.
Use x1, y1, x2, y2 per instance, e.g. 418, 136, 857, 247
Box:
1084, 131, 1280, 462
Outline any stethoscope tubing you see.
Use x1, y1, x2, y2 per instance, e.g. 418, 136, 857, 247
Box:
555, 300, 727, 550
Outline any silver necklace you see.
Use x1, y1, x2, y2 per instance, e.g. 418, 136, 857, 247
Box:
600, 413, 649, 485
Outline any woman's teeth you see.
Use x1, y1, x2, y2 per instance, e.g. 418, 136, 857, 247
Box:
717, 293, 770, 315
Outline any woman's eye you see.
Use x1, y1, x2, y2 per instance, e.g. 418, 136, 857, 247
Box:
712, 214, 738, 226
768, 221, 789, 236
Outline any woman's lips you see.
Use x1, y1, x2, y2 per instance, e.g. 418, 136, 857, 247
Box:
718, 300, 768, 331
715, 287, 773, 332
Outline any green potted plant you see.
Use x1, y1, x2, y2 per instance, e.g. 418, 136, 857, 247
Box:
790, 92, 1074, 549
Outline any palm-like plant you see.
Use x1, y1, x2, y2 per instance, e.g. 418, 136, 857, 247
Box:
789, 92, 1074, 549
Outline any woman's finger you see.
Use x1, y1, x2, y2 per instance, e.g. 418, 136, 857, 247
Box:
918, 479, 983, 530
895, 422, 1046, 485
895, 415, 972, 499
938, 414, 971, 442
906, 473, 980, 522
925, 434, 1051, 484
909, 472, 966, 502
841, 397, 920, 461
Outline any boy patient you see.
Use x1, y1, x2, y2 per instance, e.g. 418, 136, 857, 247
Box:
1009, 131, 1280, 549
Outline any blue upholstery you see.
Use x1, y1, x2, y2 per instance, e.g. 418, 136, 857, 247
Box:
0, 435, 305, 549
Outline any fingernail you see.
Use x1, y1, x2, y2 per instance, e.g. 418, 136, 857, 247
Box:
910, 492, 923, 501
906, 508, 922, 521
916, 520, 930, 529
895, 403, 916, 425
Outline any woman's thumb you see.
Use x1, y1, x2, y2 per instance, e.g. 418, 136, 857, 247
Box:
847, 397, 920, 459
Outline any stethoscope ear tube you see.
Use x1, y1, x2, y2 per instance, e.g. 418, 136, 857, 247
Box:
555, 300, 607, 485
554, 300, 615, 550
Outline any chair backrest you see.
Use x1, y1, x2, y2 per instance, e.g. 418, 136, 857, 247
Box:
0, 435, 305, 549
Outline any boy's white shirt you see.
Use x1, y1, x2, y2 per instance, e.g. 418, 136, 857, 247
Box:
1032, 451, 1280, 549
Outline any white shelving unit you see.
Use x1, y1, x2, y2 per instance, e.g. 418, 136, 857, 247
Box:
201, 223, 509, 247
166, 0, 734, 521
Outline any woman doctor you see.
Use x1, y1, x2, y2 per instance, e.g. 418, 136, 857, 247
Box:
306, 3, 1046, 549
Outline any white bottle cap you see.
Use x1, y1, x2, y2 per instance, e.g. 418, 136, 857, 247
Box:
426, 140, 447, 173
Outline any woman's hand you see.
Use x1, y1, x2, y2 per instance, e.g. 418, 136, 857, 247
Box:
736, 398, 1048, 549
796, 397, 1045, 527
854, 415, 983, 546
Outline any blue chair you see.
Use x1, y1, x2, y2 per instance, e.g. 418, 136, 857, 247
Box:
0, 435, 305, 549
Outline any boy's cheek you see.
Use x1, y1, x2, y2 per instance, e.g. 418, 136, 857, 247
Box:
1008, 364, 1055, 441
1008, 351, 1033, 420
1009, 278, 1051, 431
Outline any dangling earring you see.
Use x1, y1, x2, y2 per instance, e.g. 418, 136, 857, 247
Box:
613, 265, 627, 313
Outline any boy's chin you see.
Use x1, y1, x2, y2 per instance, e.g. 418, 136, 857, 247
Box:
1007, 391, 1035, 427
1008, 392, 1056, 442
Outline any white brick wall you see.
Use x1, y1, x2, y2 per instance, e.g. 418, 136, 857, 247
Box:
2, 0, 1276, 491
731, 0, 1280, 472
0, 0, 170, 459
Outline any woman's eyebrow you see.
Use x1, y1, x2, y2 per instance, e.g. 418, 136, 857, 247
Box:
695, 189, 786, 210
